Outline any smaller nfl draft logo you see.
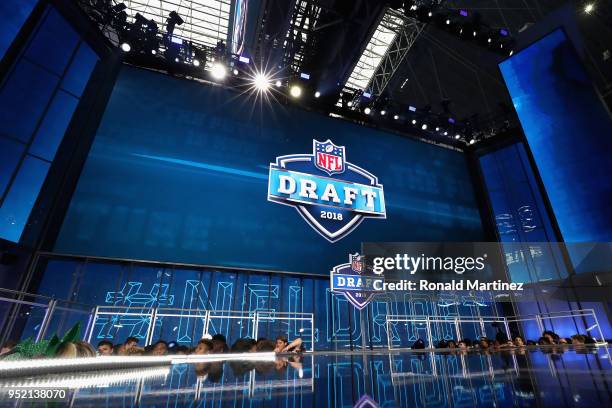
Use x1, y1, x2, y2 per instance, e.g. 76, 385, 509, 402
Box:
314, 140, 345, 175
331, 253, 385, 310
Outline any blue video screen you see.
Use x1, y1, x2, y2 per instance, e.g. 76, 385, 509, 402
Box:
499, 28, 612, 243
55, 66, 483, 274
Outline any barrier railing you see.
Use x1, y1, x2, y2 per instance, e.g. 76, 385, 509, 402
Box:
385, 309, 607, 349
86, 306, 315, 351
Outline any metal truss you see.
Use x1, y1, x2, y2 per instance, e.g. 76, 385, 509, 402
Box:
365, 8, 424, 99
283, 0, 321, 74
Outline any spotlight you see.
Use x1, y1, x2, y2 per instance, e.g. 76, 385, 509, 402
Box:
120, 42, 131, 52
455, 134, 461, 139
151, 49, 157, 55
211, 62, 227, 80
393, 114, 399, 120
446, 19, 450, 25
509, 50, 514, 56
347, 101, 353, 107
428, 11, 433, 17
435, 127, 440, 131
459, 28, 463, 34
275, 80, 282, 87
487, 37, 492, 43
193, 59, 200, 67
443, 131, 448, 136
473, 31, 477, 37
314, 91, 321, 98
411, 119, 417, 125
290, 84, 302, 98
469, 138, 476, 144
421, 124, 428, 130
380, 110, 386, 116
253, 73, 271, 91
364, 107, 371, 115
584, 3, 594, 13
233, 68, 239, 75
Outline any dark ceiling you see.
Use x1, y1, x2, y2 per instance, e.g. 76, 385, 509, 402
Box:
249, 0, 611, 130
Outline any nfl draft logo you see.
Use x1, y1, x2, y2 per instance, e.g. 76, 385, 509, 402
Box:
330, 254, 384, 310
267, 140, 386, 242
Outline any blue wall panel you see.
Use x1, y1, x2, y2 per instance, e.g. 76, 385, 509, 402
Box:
499, 28, 612, 243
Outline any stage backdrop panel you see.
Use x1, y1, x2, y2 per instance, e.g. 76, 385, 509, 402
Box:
55, 65, 483, 274
499, 28, 612, 243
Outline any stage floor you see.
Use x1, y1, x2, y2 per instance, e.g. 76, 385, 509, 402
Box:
2, 346, 611, 407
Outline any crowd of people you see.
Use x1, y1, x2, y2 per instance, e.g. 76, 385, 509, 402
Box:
0, 334, 304, 359
0, 328, 599, 360
411, 330, 598, 351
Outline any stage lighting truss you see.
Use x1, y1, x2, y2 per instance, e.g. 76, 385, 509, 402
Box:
338, 7, 424, 109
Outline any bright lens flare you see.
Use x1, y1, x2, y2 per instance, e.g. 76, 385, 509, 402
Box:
290, 85, 302, 98
211, 63, 227, 80
253, 73, 271, 91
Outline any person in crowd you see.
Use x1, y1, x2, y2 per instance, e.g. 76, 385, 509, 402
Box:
231, 338, 257, 353
124, 337, 140, 353
458, 339, 472, 350
478, 337, 491, 350
494, 332, 513, 348
255, 338, 275, 352
447, 340, 457, 349
193, 339, 213, 355
0, 340, 17, 356
75, 341, 96, 357
538, 336, 553, 345
150, 340, 169, 356
97, 340, 114, 356
559, 337, 570, 344
513, 335, 526, 347
411, 339, 425, 349
172, 345, 190, 355
274, 335, 303, 353
571, 334, 586, 345
211, 334, 229, 353
542, 330, 560, 344
437, 340, 448, 349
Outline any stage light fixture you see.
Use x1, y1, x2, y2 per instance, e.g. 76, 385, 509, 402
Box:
211, 62, 227, 80
487, 37, 492, 43
315, 91, 321, 98
347, 101, 353, 107
380, 110, 386, 116
421, 124, 428, 130
428, 11, 433, 17
193, 59, 200, 67
166, 10, 184, 37
120, 42, 131, 52
455, 134, 461, 139
446, 19, 450, 25
469, 138, 476, 144
151, 49, 156, 55
364, 107, 371, 115
584, 3, 594, 13
275, 80, 282, 87
443, 131, 448, 136
233, 68, 239, 75
393, 114, 399, 120
411, 119, 417, 125
290, 84, 302, 98
253, 73, 271, 91
435, 127, 440, 131
473, 31, 477, 37
509, 50, 514, 56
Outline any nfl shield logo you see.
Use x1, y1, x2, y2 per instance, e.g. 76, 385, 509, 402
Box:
314, 139, 345, 175
351, 253, 364, 273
